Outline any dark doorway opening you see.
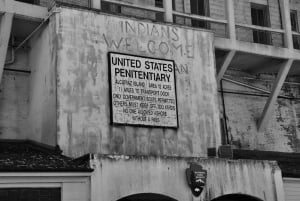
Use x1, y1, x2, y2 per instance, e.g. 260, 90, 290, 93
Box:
15, 0, 39, 4
211, 194, 263, 201
0, 188, 61, 201
117, 193, 177, 201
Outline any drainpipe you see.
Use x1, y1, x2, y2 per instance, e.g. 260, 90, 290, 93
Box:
220, 79, 229, 145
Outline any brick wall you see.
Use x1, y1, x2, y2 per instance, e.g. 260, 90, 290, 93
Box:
222, 70, 300, 153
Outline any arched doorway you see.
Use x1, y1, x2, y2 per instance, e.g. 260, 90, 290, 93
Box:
211, 194, 263, 201
117, 193, 178, 201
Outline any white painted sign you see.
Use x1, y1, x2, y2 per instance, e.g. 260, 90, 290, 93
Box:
109, 52, 178, 128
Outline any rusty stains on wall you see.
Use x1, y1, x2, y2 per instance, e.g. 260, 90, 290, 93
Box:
55, 8, 220, 157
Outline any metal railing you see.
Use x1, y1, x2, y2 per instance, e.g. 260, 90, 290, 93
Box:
235, 24, 285, 47
292, 32, 300, 50
51, 0, 297, 50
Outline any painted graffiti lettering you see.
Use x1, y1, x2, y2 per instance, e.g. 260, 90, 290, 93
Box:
103, 34, 194, 59
120, 21, 179, 41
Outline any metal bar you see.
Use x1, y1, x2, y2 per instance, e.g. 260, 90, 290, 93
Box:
258, 59, 294, 132
220, 80, 229, 144
4, 68, 31, 74
172, 11, 228, 24
101, 0, 165, 13
14, 10, 54, 52
0, 12, 14, 84
222, 77, 293, 99
235, 23, 285, 33
223, 77, 274, 94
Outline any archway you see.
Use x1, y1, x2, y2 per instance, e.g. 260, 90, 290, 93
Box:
117, 193, 178, 201
211, 194, 263, 201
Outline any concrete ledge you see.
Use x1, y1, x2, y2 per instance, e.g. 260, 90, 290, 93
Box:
0, 0, 48, 21
215, 37, 300, 61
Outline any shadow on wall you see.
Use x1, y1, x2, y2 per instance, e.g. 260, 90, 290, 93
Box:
117, 193, 177, 201
211, 194, 263, 201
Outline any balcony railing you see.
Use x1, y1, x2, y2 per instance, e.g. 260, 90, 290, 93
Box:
19, 0, 298, 52
235, 23, 285, 47
292, 32, 300, 50
172, 11, 228, 38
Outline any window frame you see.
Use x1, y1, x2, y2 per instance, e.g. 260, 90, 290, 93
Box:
189, 0, 210, 29
291, 10, 299, 32
250, 3, 272, 45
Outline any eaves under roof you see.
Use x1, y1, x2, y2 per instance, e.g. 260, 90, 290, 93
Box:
0, 140, 93, 172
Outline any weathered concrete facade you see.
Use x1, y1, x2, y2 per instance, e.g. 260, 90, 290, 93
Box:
91, 155, 284, 201
2, 0, 299, 200
55, 8, 221, 158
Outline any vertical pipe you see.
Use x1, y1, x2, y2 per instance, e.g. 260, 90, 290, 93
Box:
91, 0, 101, 10
220, 79, 229, 145
279, 0, 293, 49
163, 0, 173, 22
226, 0, 236, 40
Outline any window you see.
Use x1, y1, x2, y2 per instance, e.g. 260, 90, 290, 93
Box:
291, 10, 299, 32
291, 10, 300, 49
190, 0, 209, 28
251, 4, 271, 45
101, 1, 121, 14
155, 0, 164, 22
155, 0, 163, 8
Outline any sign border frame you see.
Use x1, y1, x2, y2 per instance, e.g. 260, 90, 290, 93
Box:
108, 51, 179, 129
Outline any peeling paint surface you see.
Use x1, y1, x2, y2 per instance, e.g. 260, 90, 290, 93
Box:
55, 8, 220, 157
90, 155, 283, 201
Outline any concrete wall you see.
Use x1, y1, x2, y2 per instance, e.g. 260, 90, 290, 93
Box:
90, 155, 284, 201
55, 7, 220, 157
27, 20, 57, 146
0, 50, 29, 139
221, 70, 300, 153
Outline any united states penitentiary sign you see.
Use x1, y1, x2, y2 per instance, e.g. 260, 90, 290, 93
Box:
108, 52, 178, 128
